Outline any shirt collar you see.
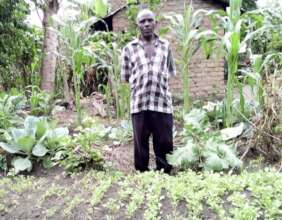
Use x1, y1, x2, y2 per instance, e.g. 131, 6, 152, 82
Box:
132, 34, 165, 48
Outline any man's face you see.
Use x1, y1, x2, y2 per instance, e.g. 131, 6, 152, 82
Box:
137, 13, 155, 38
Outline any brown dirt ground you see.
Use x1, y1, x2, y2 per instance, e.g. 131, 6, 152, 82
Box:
103, 140, 159, 174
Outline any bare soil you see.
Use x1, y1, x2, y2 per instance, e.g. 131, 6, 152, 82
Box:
103, 140, 159, 174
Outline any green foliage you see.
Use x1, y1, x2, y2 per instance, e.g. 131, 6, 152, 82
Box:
0, 169, 282, 219
222, 0, 243, 127
81, 31, 133, 98
242, 0, 257, 11
69, 0, 109, 20
58, 2, 134, 120
0, 154, 7, 172
57, 119, 108, 173
0, 94, 26, 130
26, 86, 53, 116
89, 172, 121, 207
205, 0, 267, 127
245, 52, 282, 159
57, 0, 104, 124
127, 0, 137, 3
0, 0, 42, 91
165, 4, 215, 113
240, 6, 282, 118
0, 116, 68, 174
94, 0, 108, 17
58, 133, 104, 174
58, 20, 93, 124
108, 120, 133, 144
247, 7, 282, 62
89, 32, 131, 119
58, 118, 132, 173
167, 107, 242, 172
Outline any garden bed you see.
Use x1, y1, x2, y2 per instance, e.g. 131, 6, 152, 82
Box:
0, 167, 281, 219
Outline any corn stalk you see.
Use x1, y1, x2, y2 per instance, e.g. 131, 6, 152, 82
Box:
165, 4, 213, 113
56, 0, 110, 124
58, 15, 97, 124
220, 0, 272, 127
89, 37, 130, 119
208, 0, 252, 127
218, 0, 243, 127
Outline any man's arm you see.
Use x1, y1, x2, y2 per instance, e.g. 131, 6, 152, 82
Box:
167, 46, 176, 77
121, 46, 131, 83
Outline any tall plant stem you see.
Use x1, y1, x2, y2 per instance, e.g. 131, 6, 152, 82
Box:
74, 73, 81, 125
183, 61, 190, 113
225, 57, 238, 127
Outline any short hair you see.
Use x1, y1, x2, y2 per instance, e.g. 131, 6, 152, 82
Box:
136, 9, 156, 24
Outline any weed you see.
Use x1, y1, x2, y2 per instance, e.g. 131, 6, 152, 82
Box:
9, 176, 34, 193
104, 198, 121, 214
0, 203, 8, 214
45, 206, 59, 218
90, 172, 121, 207
63, 195, 84, 216
37, 184, 67, 208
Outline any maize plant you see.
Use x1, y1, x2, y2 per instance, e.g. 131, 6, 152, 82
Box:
220, 0, 244, 127
59, 20, 95, 125
57, 0, 108, 124
208, 0, 266, 127
165, 3, 214, 113
89, 34, 130, 119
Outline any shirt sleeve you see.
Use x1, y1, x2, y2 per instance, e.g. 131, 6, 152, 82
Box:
121, 46, 131, 82
167, 46, 176, 77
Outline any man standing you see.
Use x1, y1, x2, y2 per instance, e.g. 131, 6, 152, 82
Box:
121, 9, 176, 174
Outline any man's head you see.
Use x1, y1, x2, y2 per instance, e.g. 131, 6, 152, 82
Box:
136, 9, 156, 39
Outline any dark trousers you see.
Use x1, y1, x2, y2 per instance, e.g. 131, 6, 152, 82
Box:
132, 110, 173, 174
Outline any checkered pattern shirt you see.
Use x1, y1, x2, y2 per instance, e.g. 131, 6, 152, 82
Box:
121, 35, 176, 114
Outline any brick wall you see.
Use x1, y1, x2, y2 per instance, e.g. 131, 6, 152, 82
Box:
111, 0, 226, 99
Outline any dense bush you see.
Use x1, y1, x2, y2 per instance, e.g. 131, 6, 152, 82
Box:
0, 0, 42, 91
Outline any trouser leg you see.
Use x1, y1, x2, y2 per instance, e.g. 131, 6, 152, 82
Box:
150, 111, 173, 174
132, 111, 151, 172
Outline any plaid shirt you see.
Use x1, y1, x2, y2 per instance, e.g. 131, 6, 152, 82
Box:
121, 35, 176, 114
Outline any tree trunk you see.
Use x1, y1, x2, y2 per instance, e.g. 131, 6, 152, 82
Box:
40, 0, 59, 93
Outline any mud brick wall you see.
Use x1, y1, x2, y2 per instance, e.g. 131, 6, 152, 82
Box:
110, 0, 226, 99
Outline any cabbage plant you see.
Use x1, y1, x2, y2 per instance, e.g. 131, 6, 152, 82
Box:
167, 107, 242, 172
0, 116, 68, 174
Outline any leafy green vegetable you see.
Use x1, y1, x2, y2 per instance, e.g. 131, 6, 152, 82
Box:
168, 107, 242, 172
167, 140, 200, 169
26, 86, 52, 116
12, 157, 32, 174
184, 108, 208, 131
0, 116, 69, 174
